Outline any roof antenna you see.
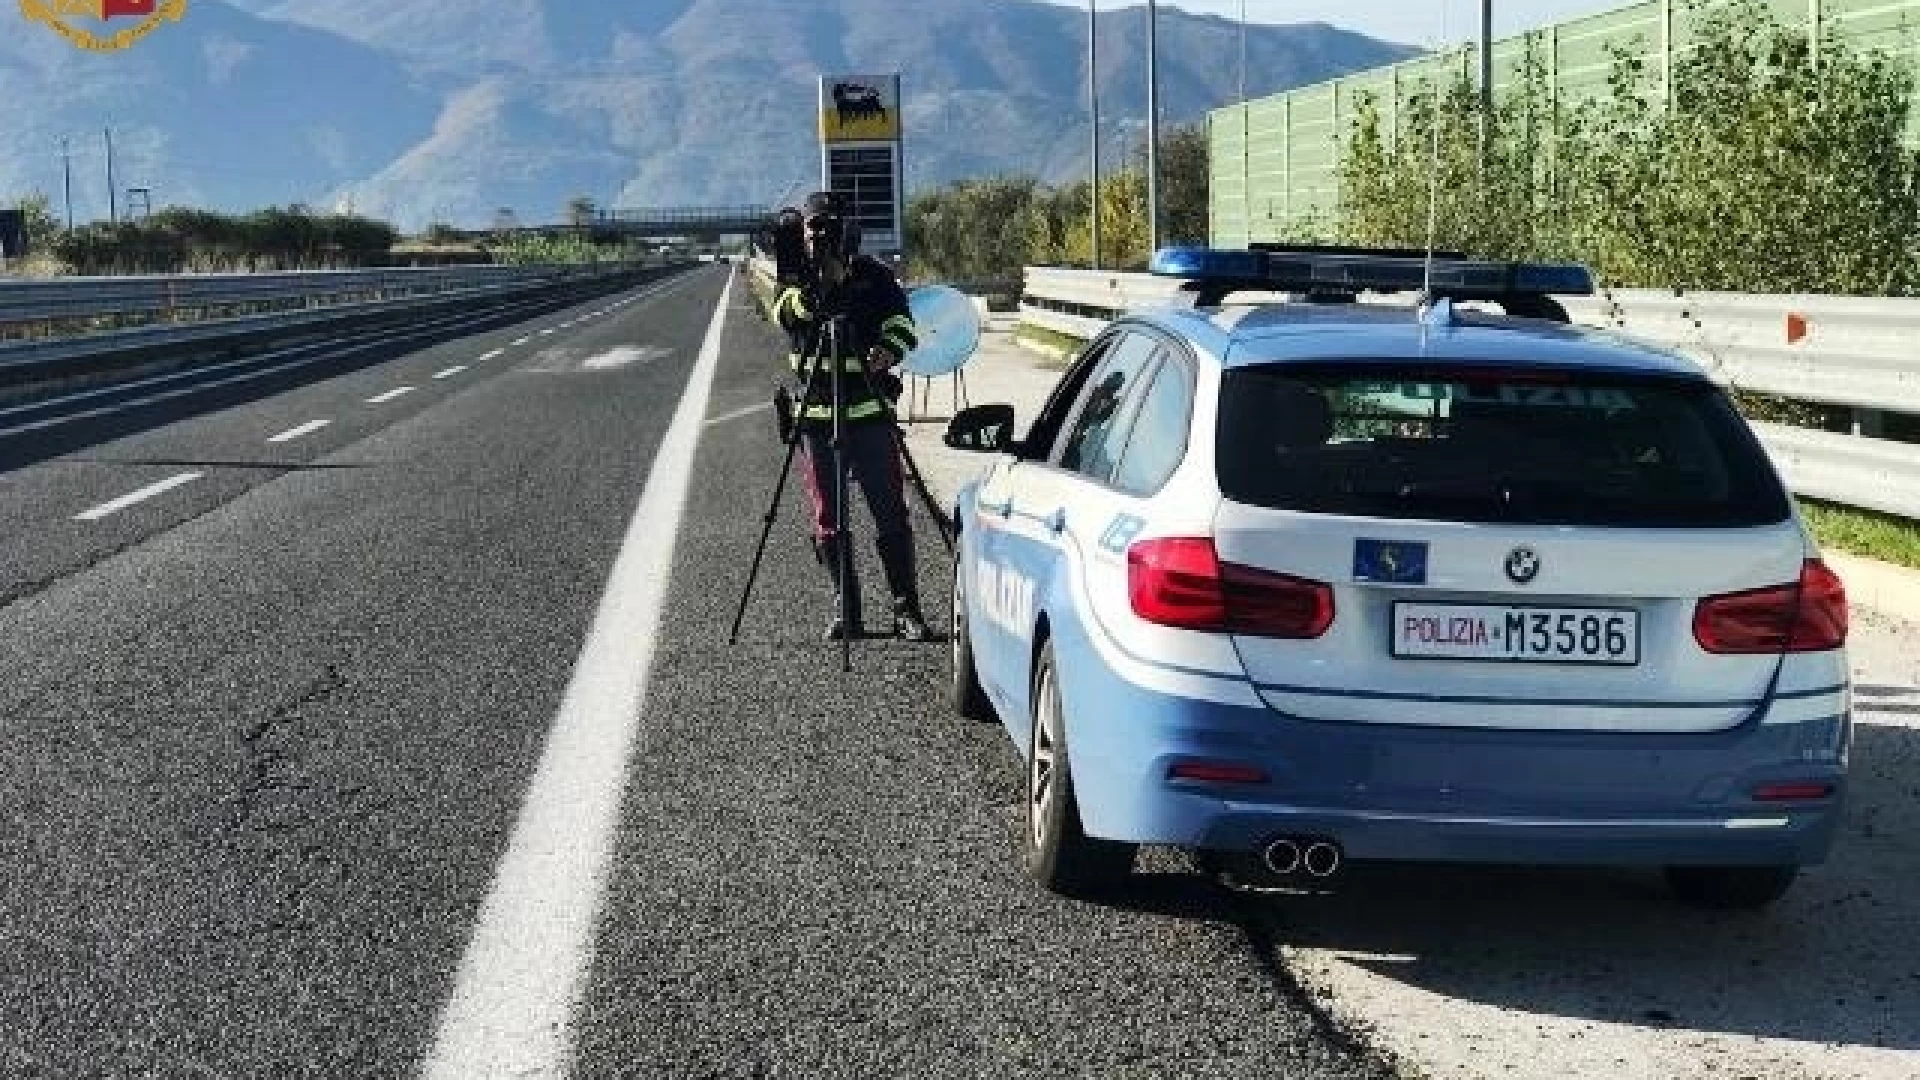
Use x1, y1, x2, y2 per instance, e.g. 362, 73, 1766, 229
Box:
1419, 3, 1454, 329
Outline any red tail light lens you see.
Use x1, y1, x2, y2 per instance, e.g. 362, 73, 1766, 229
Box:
1693, 560, 1848, 654
1128, 537, 1334, 638
1168, 760, 1270, 785
1752, 782, 1835, 802
1126, 537, 1226, 629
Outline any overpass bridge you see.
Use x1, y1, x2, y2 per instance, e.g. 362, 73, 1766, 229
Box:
461, 206, 775, 243
599, 206, 774, 237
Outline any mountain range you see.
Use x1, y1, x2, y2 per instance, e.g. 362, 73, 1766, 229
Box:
0, 0, 1412, 231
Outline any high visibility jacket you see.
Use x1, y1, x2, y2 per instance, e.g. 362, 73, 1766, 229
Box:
775, 257, 918, 423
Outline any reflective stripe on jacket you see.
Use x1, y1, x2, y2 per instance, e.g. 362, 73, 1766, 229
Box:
775, 258, 915, 424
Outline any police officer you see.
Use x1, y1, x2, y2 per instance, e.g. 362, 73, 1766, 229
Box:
775, 192, 930, 642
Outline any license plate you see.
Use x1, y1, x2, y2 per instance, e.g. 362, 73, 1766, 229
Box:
1392, 604, 1640, 665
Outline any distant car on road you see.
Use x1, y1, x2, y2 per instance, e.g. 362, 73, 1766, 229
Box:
945, 246, 1850, 911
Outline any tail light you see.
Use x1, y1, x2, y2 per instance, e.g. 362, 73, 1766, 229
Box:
1693, 560, 1848, 654
1128, 537, 1334, 638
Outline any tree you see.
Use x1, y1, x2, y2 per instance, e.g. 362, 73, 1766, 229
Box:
1097, 168, 1152, 270
1330, 0, 1920, 295
13, 191, 61, 250
904, 176, 1048, 291
1158, 122, 1210, 246
1558, 0, 1920, 293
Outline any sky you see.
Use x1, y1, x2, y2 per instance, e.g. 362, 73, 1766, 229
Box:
1035, 1, 1631, 49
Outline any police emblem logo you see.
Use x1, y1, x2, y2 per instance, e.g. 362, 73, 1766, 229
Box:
20, 0, 188, 53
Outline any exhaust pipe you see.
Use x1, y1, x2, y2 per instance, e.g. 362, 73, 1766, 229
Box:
1261, 838, 1302, 876
1304, 841, 1343, 879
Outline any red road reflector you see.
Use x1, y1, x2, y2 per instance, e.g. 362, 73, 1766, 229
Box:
1753, 782, 1834, 802
1168, 760, 1269, 785
1786, 312, 1810, 345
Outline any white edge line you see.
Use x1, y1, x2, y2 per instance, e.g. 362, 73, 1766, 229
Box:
435, 366, 470, 381
367, 387, 415, 405
267, 419, 331, 444
419, 272, 734, 1080
75, 472, 204, 522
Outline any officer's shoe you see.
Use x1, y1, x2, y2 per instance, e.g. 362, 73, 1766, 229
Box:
826, 609, 864, 642
892, 598, 931, 642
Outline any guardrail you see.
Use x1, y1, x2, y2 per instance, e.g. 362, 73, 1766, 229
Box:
0, 264, 604, 335
0, 261, 661, 397
1020, 265, 1920, 522
1565, 291, 1920, 420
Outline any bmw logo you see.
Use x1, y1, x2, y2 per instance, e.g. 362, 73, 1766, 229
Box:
1505, 547, 1541, 585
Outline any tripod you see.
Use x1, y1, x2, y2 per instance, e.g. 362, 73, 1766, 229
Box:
728, 310, 955, 672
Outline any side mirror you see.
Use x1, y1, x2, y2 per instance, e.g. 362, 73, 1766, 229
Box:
945, 404, 1016, 455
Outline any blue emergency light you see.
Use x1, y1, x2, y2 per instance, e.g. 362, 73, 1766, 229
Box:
1149, 245, 1595, 306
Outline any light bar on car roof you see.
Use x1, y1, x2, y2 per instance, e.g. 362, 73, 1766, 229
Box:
1148, 245, 1595, 302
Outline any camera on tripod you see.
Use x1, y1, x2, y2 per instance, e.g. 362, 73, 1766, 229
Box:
771, 198, 864, 309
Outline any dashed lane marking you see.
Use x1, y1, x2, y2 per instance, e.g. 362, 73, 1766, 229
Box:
435, 366, 470, 381
0, 273, 698, 439
367, 387, 415, 405
74, 472, 203, 522
704, 401, 772, 427
267, 420, 331, 444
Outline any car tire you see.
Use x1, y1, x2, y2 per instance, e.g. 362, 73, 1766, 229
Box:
1664, 865, 1799, 911
1025, 641, 1136, 896
950, 553, 995, 723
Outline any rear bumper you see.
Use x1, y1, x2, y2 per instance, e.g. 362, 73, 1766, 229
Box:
1055, 647, 1849, 868
1187, 800, 1840, 866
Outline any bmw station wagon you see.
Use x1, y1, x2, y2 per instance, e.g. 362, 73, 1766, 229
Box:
944, 247, 1851, 911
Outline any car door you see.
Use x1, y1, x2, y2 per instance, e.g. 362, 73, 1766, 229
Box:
968, 334, 1114, 710
992, 330, 1165, 741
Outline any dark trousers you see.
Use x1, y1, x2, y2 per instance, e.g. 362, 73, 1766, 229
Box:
800, 419, 908, 543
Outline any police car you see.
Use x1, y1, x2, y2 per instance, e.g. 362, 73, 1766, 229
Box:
944, 246, 1850, 910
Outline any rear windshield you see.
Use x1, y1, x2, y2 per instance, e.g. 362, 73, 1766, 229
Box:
1217, 365, 1792, 527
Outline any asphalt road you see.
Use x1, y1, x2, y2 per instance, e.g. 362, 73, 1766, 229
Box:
0, 266, 1395, 1079
0, 267, 710, 1078
572, 276, 1392, 1080
10, 265, 1918, 1080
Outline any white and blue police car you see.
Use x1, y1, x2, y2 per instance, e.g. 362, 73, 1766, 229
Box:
944, 246, 1850, 910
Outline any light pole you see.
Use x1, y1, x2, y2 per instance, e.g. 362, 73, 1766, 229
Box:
104, 127, 117, 225
1240, 0, 1250, 248
1089, 0, 1101, 269
1239, 0, 1248, 104
1479, 0, 1494, 167
1146, 0, 1161, 255
60, 137, 73, 230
